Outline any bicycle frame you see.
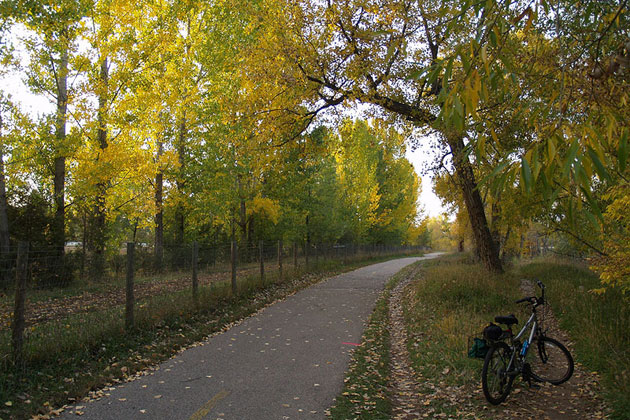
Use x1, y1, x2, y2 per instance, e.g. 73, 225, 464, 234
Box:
505, 311, 538, 374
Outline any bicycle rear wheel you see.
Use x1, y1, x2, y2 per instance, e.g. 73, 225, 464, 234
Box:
482, 342, 514, 404
528, 336, 574, 385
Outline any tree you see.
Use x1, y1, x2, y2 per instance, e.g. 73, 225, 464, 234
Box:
0, 96, 39, 252
6, 0, 90, 257
0, 0, 435, 284
426, 215, 455, 251
333, 119, 420, 244
0, 18, 14, 258
0, 97, 14, 259
464, 1, 629, 284
244, 0, 516, 271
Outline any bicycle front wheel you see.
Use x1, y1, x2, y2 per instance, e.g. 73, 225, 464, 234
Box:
528, 336, 574, 385
482, 342, 514, 405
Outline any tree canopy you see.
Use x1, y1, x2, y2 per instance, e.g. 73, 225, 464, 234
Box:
0, 0, 426, 280
0, 0, 629, 294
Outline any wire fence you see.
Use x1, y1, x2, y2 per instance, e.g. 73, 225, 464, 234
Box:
0, 240, 425, 367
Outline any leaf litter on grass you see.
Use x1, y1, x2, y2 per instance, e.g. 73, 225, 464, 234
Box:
0, 268, 263, 330
399, 267, 612, 419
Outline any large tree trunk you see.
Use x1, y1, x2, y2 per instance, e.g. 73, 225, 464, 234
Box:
449, 136, 503, 273
175, 115, 186, 245
52, 44, 68, 257
247, 214, 254, 249
500, 226, 511, 262
305, 213, 310, 246
239, 197, 247, 247
90, 56, 109, 279
154, 139, 164, 272
81, 212, 87, 278
306, 187, 311, 251
172, 115, 187, 269
0, 122, 10, 258
237, 177, 247, 261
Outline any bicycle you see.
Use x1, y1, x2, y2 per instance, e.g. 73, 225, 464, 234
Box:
481, 280, 574, 405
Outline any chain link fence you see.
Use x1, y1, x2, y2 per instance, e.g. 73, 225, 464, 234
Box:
0, 240, 425, 367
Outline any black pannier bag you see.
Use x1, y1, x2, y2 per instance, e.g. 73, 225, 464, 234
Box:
483, 323, 503, 341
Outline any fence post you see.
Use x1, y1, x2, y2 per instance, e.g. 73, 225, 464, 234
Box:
192, 241, 199, 303
305, 241, 309, 268
12, 241, 28, 365
293, 242, 297, 272
259, 240, 265, 285
231, 241, 237, 295
277, 240, 283, 281
126, 242, 135, 330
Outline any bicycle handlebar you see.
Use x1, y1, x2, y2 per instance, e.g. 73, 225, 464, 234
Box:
516, 279, 546, 305
537, 279, 545, 304
516, 296, 536, 304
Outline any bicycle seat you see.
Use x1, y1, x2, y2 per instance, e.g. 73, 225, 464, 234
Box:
495, 314, 518, 325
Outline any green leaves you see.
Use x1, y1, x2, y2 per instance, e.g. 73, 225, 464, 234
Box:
520, 155, 533, 193
586, 147, 610, 182
442, 58, 453, 91
563, 140, 579, 179
619, 129, 628, 173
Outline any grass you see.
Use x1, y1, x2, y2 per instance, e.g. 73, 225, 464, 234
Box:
401, 253, 522, 417
404, 254, 521, 381
517, 257, 630, 419
0, 250, 422, 420
401, 253, 629, 420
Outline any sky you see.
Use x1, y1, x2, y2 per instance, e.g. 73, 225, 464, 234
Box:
405, 147, 446, 218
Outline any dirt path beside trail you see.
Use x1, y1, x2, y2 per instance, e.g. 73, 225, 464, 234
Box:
388, 264, 425, 419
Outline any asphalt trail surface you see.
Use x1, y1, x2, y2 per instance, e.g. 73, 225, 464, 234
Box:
59, 254, 441, 420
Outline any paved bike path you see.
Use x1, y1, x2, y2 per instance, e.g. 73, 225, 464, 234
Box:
59, 254, 441, 420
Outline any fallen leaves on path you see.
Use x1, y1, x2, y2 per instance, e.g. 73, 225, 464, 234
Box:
388, 266, 425, 419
